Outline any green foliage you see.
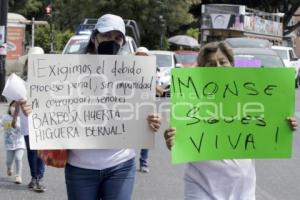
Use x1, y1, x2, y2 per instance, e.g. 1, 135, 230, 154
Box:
10, 0, 300, 46
55, 30, 74, 52
9, 0, 198, 49
40, 0, 196, 49
10, 0, 300, 43
186, 28, 199, 40
9, 0, 45, 19
35, 26, 74, 53
34, 26, 51, 53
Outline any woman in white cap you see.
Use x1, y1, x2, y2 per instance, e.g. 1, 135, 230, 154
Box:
64, 14, 162, 200
135, 47, 164, 97
84, 14, 126, 55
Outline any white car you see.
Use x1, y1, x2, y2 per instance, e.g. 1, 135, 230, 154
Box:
272, 45, 300, 86
62, 34, 137, 54
150, 50, 183, 97
150, 50, 178, 89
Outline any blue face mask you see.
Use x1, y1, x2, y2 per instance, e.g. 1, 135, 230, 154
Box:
97, 40, 120, 55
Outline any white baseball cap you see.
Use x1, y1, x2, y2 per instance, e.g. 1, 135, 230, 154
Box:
94, 14, 126, 43
28, 47, 44, 55
135, 47, 150, 55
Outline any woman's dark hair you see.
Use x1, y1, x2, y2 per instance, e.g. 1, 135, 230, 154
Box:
84, 30, 98, 54
197, 42, 234, 66
8, 101, 16, 115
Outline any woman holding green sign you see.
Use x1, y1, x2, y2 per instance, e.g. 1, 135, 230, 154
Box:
164, 41, 298, 200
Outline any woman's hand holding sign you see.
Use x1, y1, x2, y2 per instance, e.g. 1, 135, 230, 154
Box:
147, 114, 162, 132
164, 128, 176, 150
18, 100, 32, 116
288, 117, 298, 131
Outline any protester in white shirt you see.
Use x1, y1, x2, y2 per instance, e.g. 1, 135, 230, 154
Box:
164, 41, 298, 200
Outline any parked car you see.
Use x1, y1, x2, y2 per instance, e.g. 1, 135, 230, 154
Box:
271, 45, 300, 87
174, 50, 198, 67
62, 34, 137, 54
225, 37, 299, 87
226, 37, 272, 48
62, 34, 89, 54
224, 38, 284, 68
150, 50, 179, 97
233, 48, 285, 68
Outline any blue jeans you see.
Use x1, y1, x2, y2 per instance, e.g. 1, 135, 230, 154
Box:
65, 158, 136, 200
24, 135, 45, 179
140, 149, 149, 167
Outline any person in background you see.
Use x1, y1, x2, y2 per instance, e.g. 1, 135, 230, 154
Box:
15, 46, 46, 192
0, 101, 26, 184
135, 46, 163, 173
164, 41, 298, 200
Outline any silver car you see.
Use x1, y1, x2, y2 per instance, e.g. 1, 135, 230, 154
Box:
62, 34, 137, 54
233, 48, 285, 68
150, 50, 178, 97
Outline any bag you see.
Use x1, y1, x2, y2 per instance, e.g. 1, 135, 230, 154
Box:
38, 150, 68, 168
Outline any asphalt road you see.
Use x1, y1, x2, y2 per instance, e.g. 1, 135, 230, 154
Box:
0, 89, 299, 200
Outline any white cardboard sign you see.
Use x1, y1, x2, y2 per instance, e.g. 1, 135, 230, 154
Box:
28, 54, 156, 149
2, 73, 27, 100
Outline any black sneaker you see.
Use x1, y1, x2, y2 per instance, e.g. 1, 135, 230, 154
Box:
28, 178, 37, 189
33, 179, 46, 193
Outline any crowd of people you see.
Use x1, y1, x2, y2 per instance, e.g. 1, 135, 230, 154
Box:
0, 13, 298, 200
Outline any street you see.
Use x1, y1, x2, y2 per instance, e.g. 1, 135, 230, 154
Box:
0, 89, 300, 200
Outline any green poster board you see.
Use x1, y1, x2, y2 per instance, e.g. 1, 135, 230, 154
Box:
171, 68, 295, 164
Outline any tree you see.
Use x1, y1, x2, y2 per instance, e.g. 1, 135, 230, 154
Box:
186, 28, 199, 40
35, 26, 73, 53
8, 0, 199, 49
51, 0, 197, 49
8, 0, 45, 19
280, 0, 300, 35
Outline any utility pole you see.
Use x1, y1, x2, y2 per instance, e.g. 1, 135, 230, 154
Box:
159, 15, 166, 49
32, 18, 35, 47
156, 0, 166, 49
50, 17, 54, 52
0, 0, 8, 101
19, 19, 48, 47
46, 1, 54, 52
